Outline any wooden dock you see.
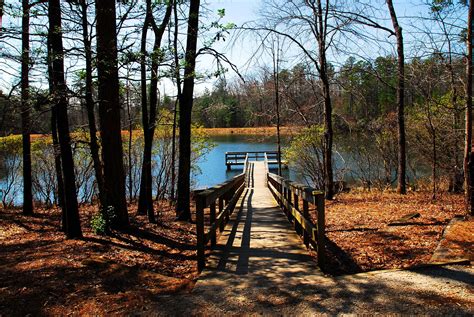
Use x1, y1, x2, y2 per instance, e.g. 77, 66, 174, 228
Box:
225, 151, 287, 170
193, 161, 324, 299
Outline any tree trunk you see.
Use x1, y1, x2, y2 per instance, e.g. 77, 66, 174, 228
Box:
272, 40, 282, 176
444, 25, 463, 193
48, 0, 82, 238
316, 0, 334, 200
95, 0, 129, 228
126, 75, 133, 201
138, 1, 172, 222
176, 0, 200, 221
80, 0, 105, 208
47, 34, 65, 223
51, 107, 64, 210
0, 0, 4, 28
464, 0, 474, 215
386, 0, 407, 195
171, 0, 180, 205
137, 3, 151, 216
21, 0, 33, 215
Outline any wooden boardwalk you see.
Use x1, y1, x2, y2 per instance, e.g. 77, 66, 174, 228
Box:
192, 161, 324, 298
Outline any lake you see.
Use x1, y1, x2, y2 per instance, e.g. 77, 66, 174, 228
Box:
194, 134, 292, 189
0, 132, 432, 206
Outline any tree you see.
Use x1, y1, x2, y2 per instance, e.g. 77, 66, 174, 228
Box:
386, 0, 407, 194
137, 0, 172, 222
465, 0, 474, 214
269, 36, 282, 176
48, 0, 82, 238
256, 0, 340, 199
428, 1, 465, 192
75, 0, 106, 208
342, 1, 407, 194
176, 0, 201, 220
21, 0, 33, 215
95, 0, 128, 228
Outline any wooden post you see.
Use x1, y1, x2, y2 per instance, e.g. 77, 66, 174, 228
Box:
286, 182, 292, 222
293, 190, 302, 236
224, 192, 231, 223
302, 198, 310, 247
210, 201, 216, 247
196, 195, 205, 272
316, 193, 325, 268
218, 197, 224, 231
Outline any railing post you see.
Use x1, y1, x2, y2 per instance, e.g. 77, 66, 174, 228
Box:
210, 201, 216, 247
316, 193, 325, 268
196, 195, 205, 272
302, 198, 310, 247
293, 190, 302, 236
224, 192, 230, 223
285, 181, 292, 221
218, 197, 224, 231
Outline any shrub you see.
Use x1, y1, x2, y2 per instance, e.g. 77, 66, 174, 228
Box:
90, 205, 116, 235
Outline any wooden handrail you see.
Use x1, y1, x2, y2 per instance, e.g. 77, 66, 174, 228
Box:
264, 152, 269, 184
194, 171, 247, 271
242, 154, 250, 186
267, 172, 326, 268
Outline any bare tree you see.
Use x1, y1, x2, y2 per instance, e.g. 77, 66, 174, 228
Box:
255, 0, 340, 198
137, 0, 172, 222
176, 0, 201, 220
21, 0, 33, 214
465, 0, 474, 214
386, 0, 407, 194
48, 0, 82, 238
95, 0, 129, 228
76, 0, 106, 208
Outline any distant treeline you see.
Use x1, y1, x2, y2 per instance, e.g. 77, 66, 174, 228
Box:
192, 54, 465, 131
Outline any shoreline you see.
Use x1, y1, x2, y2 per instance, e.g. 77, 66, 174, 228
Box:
201, 126, 302, 136
1, 126, 303, 141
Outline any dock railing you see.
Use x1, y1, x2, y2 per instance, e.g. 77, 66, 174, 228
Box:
225, 151, 285, 170
194, 154, 251, 271
266, 172, 326, 267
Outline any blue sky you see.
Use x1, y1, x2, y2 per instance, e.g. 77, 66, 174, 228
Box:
0, 0, 468, 95
195, 0, 467, 92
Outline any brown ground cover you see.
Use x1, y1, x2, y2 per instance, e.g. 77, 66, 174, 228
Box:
0, 191, 470, 315
0, 203, 198, 316
322, 190, 467, 275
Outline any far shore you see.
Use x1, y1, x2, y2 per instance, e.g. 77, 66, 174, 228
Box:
202, 126, 302, 136
4, 126, 303, 141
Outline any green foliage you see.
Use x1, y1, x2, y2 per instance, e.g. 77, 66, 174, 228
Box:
91, 206, 116, 235
193, 81, 242, 127
217, 8, 225, 18
284, 125, 327, 189
0, 135, 22, 153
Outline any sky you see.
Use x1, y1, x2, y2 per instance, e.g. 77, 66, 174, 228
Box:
0, 0, 468, 96
194, 0, 452, 92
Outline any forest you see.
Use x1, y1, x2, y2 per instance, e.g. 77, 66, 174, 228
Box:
0, 0, 473, 315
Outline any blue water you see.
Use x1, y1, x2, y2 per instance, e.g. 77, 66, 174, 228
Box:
194, 134, 288, 189
0, 134, 290, 206
0, 133, 431, 206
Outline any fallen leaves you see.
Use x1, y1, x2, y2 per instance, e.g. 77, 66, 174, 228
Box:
320, 190, 466, 275
0, 202, 198, 316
